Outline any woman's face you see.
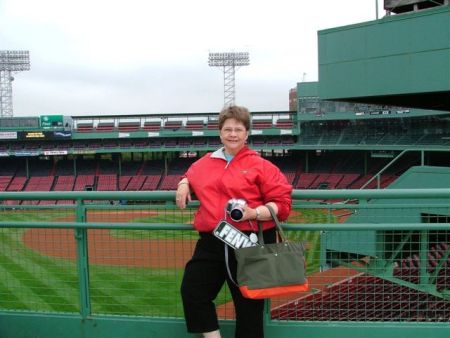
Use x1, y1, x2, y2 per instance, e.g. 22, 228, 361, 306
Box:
219, 118, 249, 156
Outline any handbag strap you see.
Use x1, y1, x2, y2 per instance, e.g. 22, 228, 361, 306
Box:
224, 244, 238, 287
258, 204, 288, 244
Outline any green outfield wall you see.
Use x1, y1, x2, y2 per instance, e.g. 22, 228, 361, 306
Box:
318, 6, 450, 110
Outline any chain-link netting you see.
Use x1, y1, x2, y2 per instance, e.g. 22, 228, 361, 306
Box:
0, 197, 449, 324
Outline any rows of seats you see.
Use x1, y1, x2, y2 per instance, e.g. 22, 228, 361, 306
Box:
118, 122, 140, 132
336, 173, 360, 188
0, 136, 306, 153
74, 175, 95, 191
0, 176, 12, 191
140, 174, 162, 190
296, 173, 320, 189
6, 176, 27, 191
124, 175, 147, 190
394, 242, 450, 291
295, 172, 399, 190
53, 175, 76, 205
273, 239, 450, 322
298, 130, 450, 146
96, 174, 117, 191
0, 153, 406, 200
272, 274, 449, 322
21, 176, 55, 205
158, 175, 179, 190
0, 172, 397, 193
74, 118, 295, 133
143, 121, 161, 131
0, 171, 399, 205
283, 172, 297, 185
299, 118, 450, 147
252, 119, 273, 129
25, 176, 54, 191
185, 120, 205, 130
54, 175, 75, 190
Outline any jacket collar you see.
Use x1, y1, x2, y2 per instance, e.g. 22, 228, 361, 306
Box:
211, 146, 254, 160
211, 147, 227, 160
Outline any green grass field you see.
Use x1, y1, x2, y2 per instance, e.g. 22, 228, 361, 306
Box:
0, 206, 329, 317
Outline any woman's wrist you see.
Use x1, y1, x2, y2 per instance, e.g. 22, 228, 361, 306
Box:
177, 180, 189, 187
254, 204, 277, 221
254, 207, 261, 220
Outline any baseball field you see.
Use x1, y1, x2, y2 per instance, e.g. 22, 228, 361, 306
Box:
0, 206, 328, 318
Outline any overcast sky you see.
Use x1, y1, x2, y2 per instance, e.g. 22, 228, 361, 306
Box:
1, 0, 385, 117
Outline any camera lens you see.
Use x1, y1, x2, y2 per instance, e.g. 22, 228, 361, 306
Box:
230, 208, 244, 221
226, 198, 246, 222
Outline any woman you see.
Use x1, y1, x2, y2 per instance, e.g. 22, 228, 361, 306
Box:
176, 105, 292, 338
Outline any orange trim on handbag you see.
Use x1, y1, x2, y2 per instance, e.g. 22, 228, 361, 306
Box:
239, 281, 309, 299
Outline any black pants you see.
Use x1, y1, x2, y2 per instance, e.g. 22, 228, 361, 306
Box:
180, 228, 276, 338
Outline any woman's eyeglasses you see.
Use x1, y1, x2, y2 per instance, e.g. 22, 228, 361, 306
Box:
221, 128, 246, 134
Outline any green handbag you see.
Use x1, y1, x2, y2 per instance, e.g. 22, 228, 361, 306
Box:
234, 205, 309, 299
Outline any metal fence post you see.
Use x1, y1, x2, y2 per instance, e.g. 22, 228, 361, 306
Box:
74, 198, 91, 318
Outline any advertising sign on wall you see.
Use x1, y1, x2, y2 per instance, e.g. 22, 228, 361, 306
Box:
0, 131, 18, 140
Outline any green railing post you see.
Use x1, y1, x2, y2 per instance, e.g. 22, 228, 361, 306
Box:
419, 230, 430, 287
319, 230, 329, 270
74, 198, 91, 318
263, 297, 271, 333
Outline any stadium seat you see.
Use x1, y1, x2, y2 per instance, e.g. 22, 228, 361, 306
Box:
118, 121, 140, 132
252, 119, 273, 129
7, 176, 27, 192
271, 273, 450, 322
140, 174, 162, 191
158, 174, 180, 190
178, 139, 192, 148
96, 122, 115, 132
96, 174, 118, 191
336, 174, 360, 189
0, 176, 12, 191
74, 175, 95, 191
125, 175, 147, 191
185, 120, 204, 130
119, 176, 132, 190
275, 118, 294, 129
75, 122, 94, 132
53, 175, 75, 191
207, 119, 219, 129
143, 121, 161, 131
163, 120, 182, 130
296, 173, 319, 189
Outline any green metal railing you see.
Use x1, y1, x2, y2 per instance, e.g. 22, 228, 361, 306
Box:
0, 189, 449, 338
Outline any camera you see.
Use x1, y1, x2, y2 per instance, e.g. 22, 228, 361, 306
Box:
226, 198, 247, 221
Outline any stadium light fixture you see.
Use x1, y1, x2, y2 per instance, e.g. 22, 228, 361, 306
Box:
208, 51, 250, 107
0, 50, 31, 117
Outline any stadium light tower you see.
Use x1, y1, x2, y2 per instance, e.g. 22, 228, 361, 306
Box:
0, 50, 30, 117
208, 51, 250, 107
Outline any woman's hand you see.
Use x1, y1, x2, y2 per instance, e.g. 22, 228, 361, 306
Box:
239, 203, 279, 222
239, 205, 258, 222
176, 179, 191, 209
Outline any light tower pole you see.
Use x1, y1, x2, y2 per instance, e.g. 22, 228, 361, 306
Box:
0, 50, 30, 117
208, 51, 250, 107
